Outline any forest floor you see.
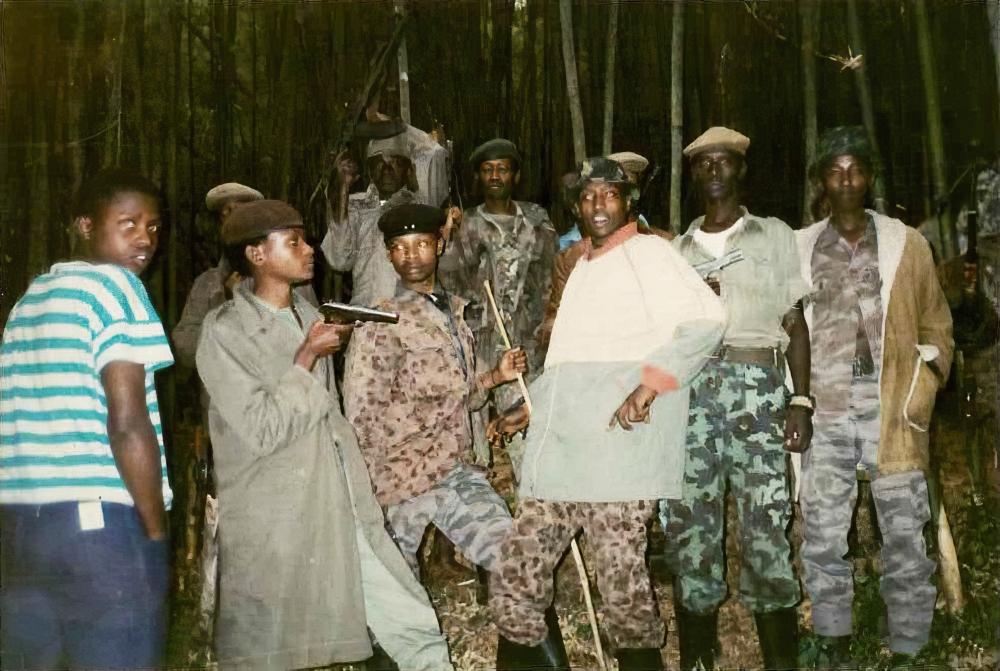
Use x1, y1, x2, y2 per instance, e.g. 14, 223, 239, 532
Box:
165, 443, 999, 670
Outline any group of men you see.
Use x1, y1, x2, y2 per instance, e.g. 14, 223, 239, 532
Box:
0, 120, 953, 671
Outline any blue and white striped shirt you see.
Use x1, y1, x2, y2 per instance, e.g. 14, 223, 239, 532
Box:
1, 262, 174, 507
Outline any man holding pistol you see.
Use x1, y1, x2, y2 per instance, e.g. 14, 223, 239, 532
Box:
661, 127, 811, 670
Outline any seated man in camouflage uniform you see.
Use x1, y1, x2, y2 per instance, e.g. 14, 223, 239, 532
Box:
438, 139, 558, 470
488, 157, 726, 671
661, 127, 811, 670
343, 203, 526, 580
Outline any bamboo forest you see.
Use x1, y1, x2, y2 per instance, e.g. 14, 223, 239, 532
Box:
1, 1, 999, 669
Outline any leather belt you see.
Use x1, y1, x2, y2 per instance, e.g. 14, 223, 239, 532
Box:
710, 345, 783, 368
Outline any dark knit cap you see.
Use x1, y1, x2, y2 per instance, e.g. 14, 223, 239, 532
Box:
470, 139, 521, 171
221, 200, 303, 245
379, 204, 446, 242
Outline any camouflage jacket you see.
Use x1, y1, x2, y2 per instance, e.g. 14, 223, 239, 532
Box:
343, 281, 489, 508
438, 201, 558, 411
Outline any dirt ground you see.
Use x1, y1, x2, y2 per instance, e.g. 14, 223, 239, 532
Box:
165, 437, 998, 670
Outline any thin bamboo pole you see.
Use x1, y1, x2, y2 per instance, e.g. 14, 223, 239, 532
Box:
602, 0, 618, 156
669, 2, 684, 234
559, 0, 586, 165
845, 0, 886, 214
800, 0, 818, 226
914, 0, 956, 258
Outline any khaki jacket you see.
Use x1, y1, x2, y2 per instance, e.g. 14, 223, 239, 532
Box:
196, 282, 426, 669
798, 213, 954, 476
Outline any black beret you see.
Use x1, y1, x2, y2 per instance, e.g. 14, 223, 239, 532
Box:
469, 139, 521, 171
221, 200, 303, 245
379, 203, 446, 243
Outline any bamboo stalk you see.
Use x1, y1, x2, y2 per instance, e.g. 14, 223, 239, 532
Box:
669, 2, 684, 234
571, 537, 607, 670
845, 0, 886, 214
602, 0, 618, 156
914, 0, 956, 258
559, 0, 586, 164
800, 0, 818, 226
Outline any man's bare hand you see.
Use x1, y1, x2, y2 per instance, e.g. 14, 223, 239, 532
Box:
783, 406, 813, 453
491, 347, 528, 386
334, 151, 359, 190
441, 206, 463, 242
609, 384, 658, 431
487, 404, 530, 443
295, 321, 354, 371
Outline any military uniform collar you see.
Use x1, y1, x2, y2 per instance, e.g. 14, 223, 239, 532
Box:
232, 279, 317, 335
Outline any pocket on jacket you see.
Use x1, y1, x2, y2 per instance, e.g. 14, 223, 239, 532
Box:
904, 359, 938, 432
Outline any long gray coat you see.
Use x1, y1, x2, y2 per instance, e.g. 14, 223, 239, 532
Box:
196, 283, 427, 670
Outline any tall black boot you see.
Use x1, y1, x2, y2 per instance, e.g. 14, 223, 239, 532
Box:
675, 606, 718, 671
496, 606, 570, 670
615, 647, 665, 671
754, 607, 800, 670
476, 565, 490, 606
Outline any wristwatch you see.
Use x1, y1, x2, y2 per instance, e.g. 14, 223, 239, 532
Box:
789, 395, 816, 413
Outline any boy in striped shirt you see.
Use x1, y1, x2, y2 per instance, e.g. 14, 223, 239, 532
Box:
1, 170, 173, 667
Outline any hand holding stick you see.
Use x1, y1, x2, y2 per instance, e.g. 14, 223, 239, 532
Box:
483, 280, 532, 415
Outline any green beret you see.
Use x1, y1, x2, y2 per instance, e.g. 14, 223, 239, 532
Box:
379, 204, 446, 243
221, 200, 303, 245
470, 139, 521, 171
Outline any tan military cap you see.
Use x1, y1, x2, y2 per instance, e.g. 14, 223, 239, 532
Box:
221, 200, 302, 245
607, 152, 650, 183
205, 183, 264, 212
683, 127, 750, 158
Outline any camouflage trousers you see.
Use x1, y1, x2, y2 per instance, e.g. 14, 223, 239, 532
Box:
801, 374, 936, 655
490, 498, 665, 649
659, 358, 800, 615
385, 464, 513, 574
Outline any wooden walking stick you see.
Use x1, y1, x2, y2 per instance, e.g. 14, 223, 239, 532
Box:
483, 280, 607, 669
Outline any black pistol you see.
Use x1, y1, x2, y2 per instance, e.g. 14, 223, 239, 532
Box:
320, 302, 399, 325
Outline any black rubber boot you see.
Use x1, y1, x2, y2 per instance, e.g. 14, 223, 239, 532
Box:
496, 606, 569, 670
754, 607, 799, 670
615, 647, 665, 671
676, 606, 718, 671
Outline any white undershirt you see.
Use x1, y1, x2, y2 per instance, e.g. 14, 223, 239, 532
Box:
692, 216, 745, 259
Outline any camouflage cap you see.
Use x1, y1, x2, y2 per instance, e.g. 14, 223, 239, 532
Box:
607, 151, 649, 184
221, 200, 303, 245
571, 156, 641, 204
811, 126, 875, 177
205, 182, 264, 212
